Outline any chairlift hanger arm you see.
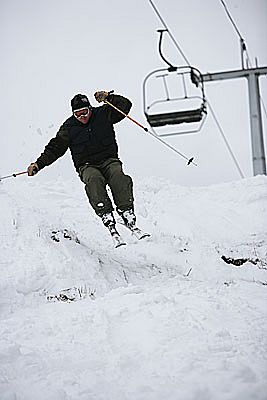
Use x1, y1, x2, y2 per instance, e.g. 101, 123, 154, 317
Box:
156, 30, 204, 81
157, 29, 177, 72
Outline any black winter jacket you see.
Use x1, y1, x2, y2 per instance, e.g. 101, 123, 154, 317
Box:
36, 94, 132, 172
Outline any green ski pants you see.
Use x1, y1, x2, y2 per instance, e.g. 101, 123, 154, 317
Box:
79, 158, 134, 216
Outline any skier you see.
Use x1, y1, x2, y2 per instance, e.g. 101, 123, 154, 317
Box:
27, 91, 148, 247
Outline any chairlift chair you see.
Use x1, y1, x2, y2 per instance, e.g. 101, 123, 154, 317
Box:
143, 66, 207, 136
143, 29, 207, 137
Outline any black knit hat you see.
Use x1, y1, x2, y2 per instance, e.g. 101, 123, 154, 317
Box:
71, 94, 91, 112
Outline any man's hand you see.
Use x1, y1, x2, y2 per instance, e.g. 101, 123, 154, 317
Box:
94, 91, 109, 103
27, 162, 39, 176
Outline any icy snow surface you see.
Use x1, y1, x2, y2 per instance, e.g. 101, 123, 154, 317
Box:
1, 175, 267, 400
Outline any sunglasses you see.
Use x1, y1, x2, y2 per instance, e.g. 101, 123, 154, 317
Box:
74, 108, 90, 118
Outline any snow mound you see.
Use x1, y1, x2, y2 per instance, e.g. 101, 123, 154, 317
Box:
0, 175, 266, 400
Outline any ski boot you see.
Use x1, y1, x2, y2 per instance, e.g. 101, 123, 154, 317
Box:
118, 209, 150, 240
101, 212, 126, 248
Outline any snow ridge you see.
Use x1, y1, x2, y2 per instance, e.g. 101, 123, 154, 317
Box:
0, 175, 267, 400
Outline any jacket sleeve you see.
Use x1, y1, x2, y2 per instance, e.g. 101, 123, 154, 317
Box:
105, 94, 132, 124
36, 125, 70, 170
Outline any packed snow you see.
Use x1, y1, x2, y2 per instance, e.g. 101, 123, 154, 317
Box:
0, 174, 267, 400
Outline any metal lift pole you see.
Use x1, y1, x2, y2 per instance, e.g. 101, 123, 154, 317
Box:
247, 72, 266, 175
202, 66, 267, 176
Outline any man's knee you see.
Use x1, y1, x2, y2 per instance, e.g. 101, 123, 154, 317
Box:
109, 170, 132, 190
109, 173, 134, 211
84, 176, 113, 216
86, 174, 106, 187
105, 162, 124, 182
80, 166, 104, 185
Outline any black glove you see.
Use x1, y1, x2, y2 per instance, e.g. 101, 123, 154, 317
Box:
94, 91, 109, 103
27, 162, 39, 176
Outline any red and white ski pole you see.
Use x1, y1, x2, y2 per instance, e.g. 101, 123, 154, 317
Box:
0, 171, 28, 181
104, 98, 196, 166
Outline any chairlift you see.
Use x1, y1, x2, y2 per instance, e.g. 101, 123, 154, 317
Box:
143, 30, 207, 137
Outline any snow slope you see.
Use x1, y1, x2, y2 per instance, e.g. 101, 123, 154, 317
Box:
1, 174, 267, 400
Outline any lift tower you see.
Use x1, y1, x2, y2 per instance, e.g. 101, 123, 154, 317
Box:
202, 67, 267, 176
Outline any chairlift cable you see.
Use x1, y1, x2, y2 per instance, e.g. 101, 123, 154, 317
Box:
207, 101, 245, 178
147, 0, 246, 175
148, 0, 191, 66
220, 0, 265, 78
219, 0, 267, 124
219, 0, 244, 40
259, 95, 267, 123
210, 0, 265, 178
245, 58, 267, 124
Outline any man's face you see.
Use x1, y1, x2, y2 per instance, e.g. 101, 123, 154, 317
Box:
73, 107, 92, 124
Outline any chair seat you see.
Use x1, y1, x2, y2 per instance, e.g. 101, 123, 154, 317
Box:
146, 108, 204, 127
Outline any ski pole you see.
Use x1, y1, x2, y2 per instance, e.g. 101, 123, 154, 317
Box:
0, 171, 28, 181
104, 99, 196, 166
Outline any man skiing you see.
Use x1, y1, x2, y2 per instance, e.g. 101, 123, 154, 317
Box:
28, 91, 148, 247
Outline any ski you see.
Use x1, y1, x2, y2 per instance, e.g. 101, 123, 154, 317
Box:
103, 212, 150, 247
129, 226, 151, 240
112, 232, 127, 248
118, 219, 151, 241
107, 223, 126, 248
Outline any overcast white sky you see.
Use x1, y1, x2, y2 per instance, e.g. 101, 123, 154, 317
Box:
1, 0, 267, 186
